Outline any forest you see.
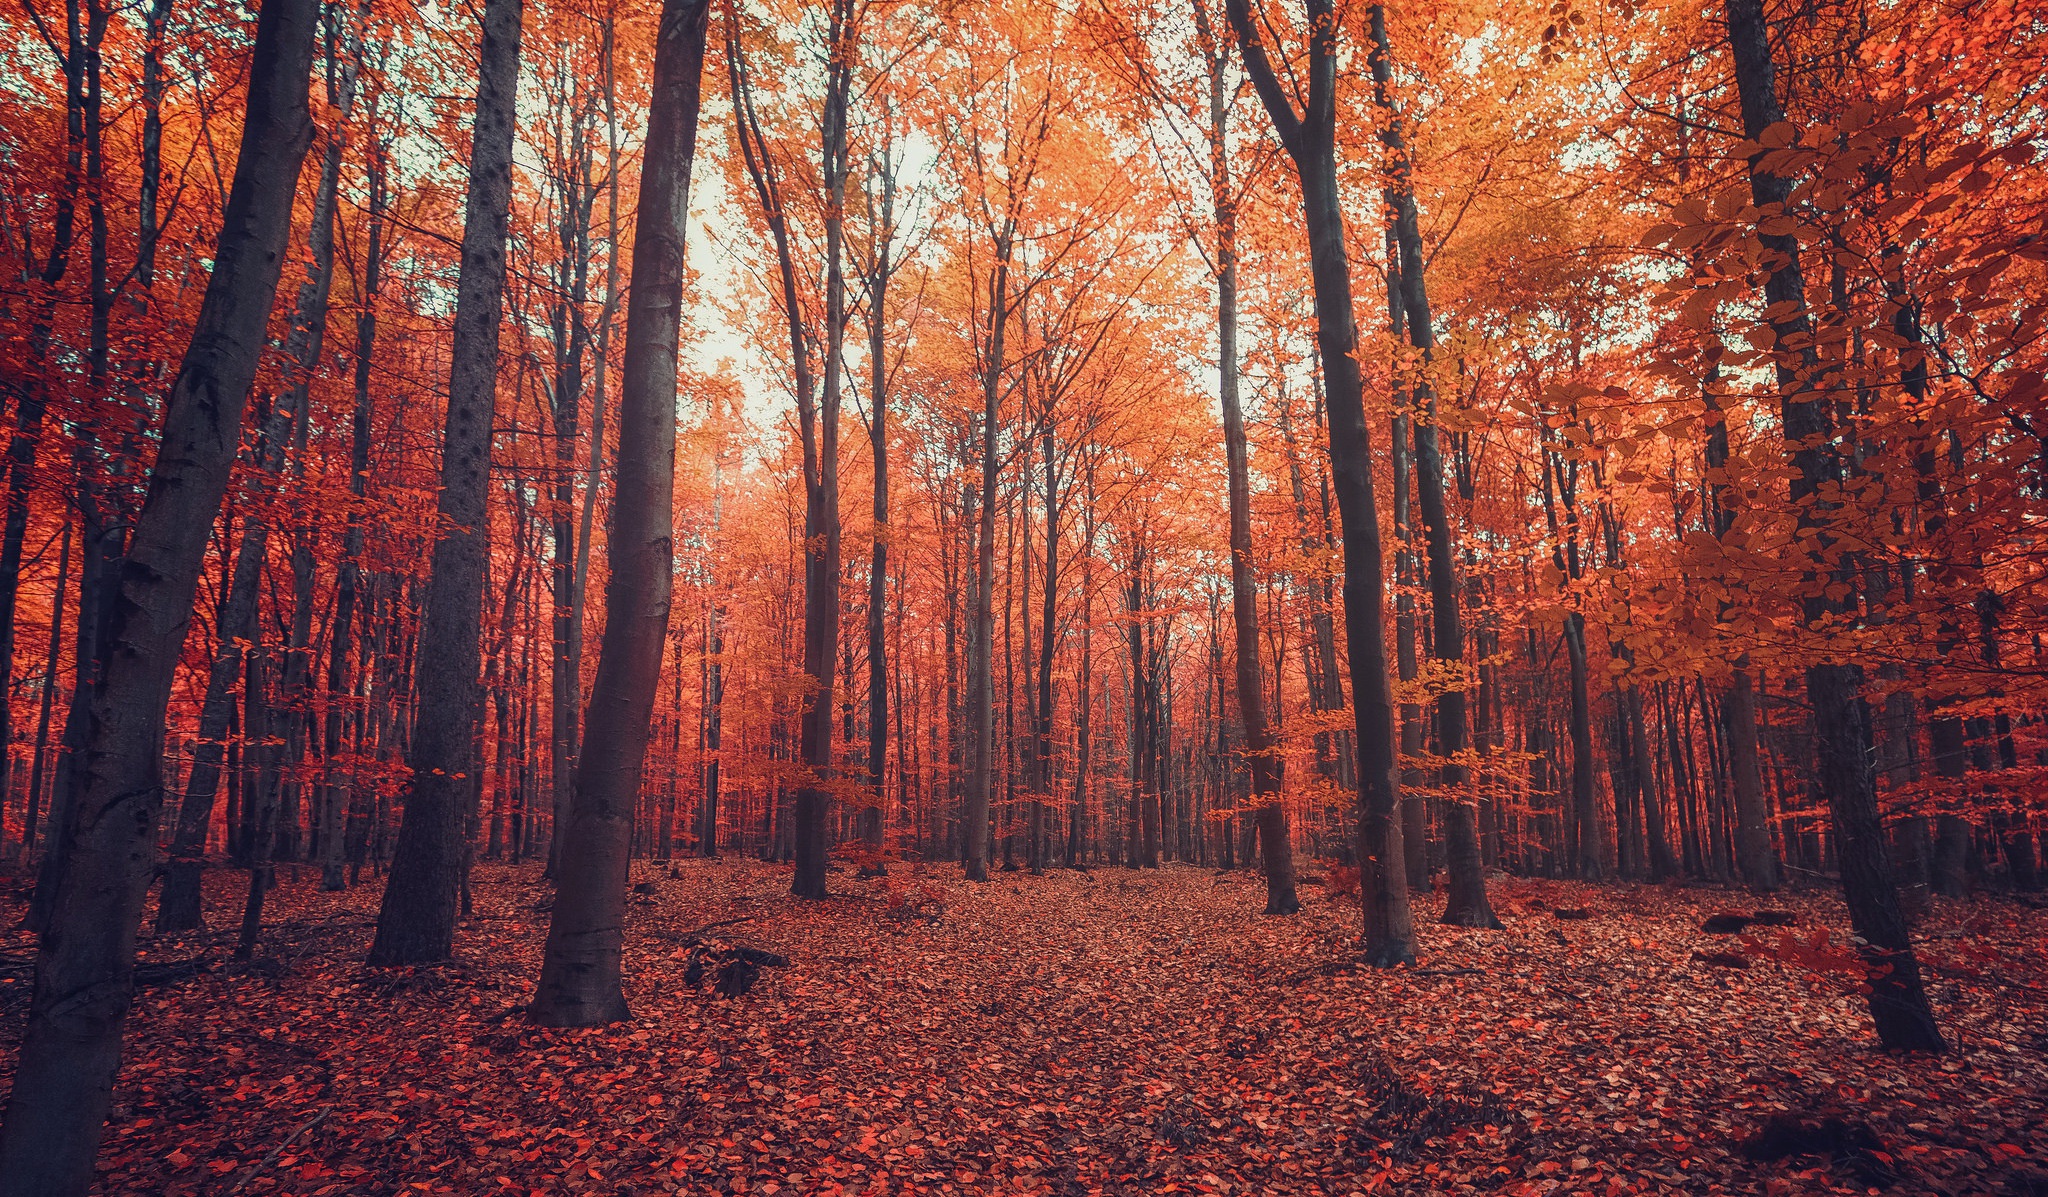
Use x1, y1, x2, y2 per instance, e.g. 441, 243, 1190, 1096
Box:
0, 0, 2044, 1191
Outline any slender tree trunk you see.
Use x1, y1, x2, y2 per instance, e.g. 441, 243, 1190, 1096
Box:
1069, 458, 1098, 866
963, 271, 1009, 884
1629, 687, 1675, 878
1725, 0, 1942, 1052
22, 519, 71, 857
791, 0, 853, 900
235, 633, 279, 961
1389, 247, 1427, 891
864, 148, 898, 850
1230, 0, 1413, 964
1721, 669, 1776, 890
1368, 7, 1495, 926
530, 0, 708, 1025
700, 489, 725, 856
1562, 611, 1598, 878
370, 0, 524, 966
1190, 3, 1296, 912
156, 399, 295, 932
0, 0, 318, 1185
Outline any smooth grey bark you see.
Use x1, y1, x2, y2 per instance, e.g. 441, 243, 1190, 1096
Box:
699, 483, 725, 856
544, 113, 593, 881
1389, 241, 1427, 891
1368, 7, 1496, 926
155, 398, 295, 932
0, 0, 318, 1186
1068, 456, 1098, 864
789, 0, 855, 899
320, 126, 387, 892
1228, 0, 1413, 964
529, 0, 709, 1027
863, 146, 900, 850
1725, 0, 1942, 1052
370, 0, 523, 966
1191, 0, 1296, 915
963, 220, 1016, 885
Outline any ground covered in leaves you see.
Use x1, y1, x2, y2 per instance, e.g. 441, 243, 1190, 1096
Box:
3, 860, 2045, 1196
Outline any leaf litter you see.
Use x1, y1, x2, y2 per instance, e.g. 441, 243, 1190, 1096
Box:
3, 862, 2044, 1196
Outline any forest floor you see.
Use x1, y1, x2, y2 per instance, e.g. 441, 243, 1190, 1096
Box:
2, 859, 2046, 1196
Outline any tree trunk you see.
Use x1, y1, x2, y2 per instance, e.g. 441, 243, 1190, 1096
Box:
1629, 687, 1676, 879
963, 269, 1009, 884
320, 131, 386, 892
235, 635, 279, 961
1725, 0, 1943, 1052
156, 399, 296, 932
791, 0, 853, 900
0, 0, 318, 1185
370, 0, 523, 967
1369, 6, 1495, 927
1722, 669, 1777, 890
530, 0, 708, 1026
700, 491, 725, 856
1389, 251, 1428, 892
1229, 0, 1413, 965
864, 152, 896, 849
1562, 611, 1599, 879
1196, 3, 1295, 915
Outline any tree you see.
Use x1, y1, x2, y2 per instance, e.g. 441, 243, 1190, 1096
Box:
370, 0, 526, 967
1188, 0, 1298, 915
1368, 5, 1497, 928
0, 0, 320, 1184
1723, 0, 1942, 1052
530, 0, 711, 1026
1227, 0, 1413, 964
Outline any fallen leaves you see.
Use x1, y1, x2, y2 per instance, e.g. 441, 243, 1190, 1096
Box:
2, 863, 2043, 1195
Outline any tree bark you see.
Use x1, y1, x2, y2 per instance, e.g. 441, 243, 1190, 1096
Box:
0, 0, 318, 1185
1389, 243, 1428, 892
370, 0, 523, 966
1368, 5, 1496, 927
793, 0, 854, 899
1194, 0, 1296, 915
1725, 0, 1942, 1052
529, 0, 708, 1026
864, 153, 896, 850
1229, 0, 1413, 964
963, 250, 1011, 885
156, 399, 296, 932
